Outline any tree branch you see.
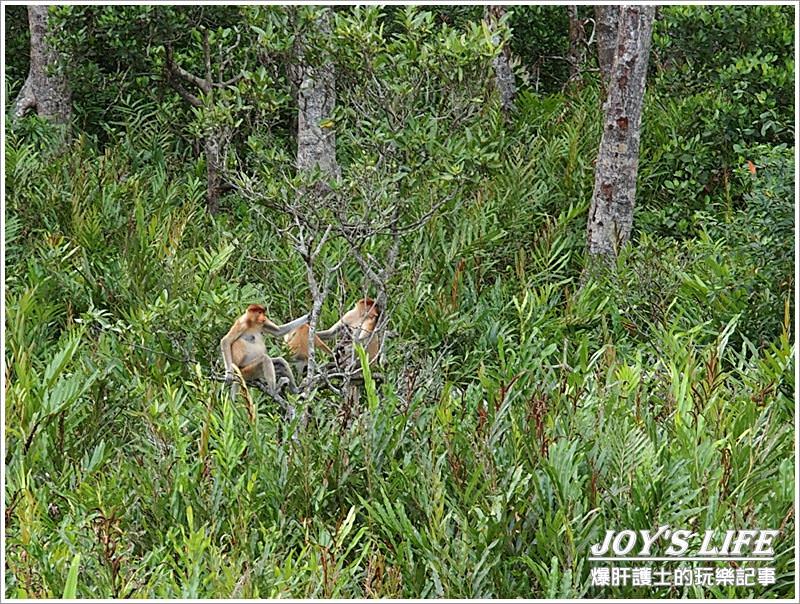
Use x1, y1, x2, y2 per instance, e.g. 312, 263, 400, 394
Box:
203, 29, 212, 92
165, 73, 203, 108
165, 45, 211, 95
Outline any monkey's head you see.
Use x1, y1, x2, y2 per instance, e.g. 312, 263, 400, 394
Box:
357, 297, 380, 319
246, 304, 268, 324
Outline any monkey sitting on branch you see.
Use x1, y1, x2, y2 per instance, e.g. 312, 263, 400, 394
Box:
219, 304, 309, 402
281, 297, 383, 382
282, 323, 334, 379
317, 297, 383, 373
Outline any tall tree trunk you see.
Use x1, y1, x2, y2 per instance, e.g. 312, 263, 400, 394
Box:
296, 9, 339, 179
294, 8, 338, 395
567, 6, 586, 84
594, 5, 620, 95
12, 5, 71, 124
586, 5, 655, 259
164, 34, 228, 215
485, 5, 516, 114
204, 134, 223, 215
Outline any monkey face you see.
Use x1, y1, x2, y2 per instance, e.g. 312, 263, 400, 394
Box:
359, 298, 380, 319
246, 304, 268, 324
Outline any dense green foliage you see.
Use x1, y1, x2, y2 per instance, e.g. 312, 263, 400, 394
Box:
640, 5, 794, 238
4, 5, 795, 599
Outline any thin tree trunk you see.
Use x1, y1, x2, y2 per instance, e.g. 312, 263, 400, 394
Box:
594, 5, 619, 95
12, 5, 71, 124
165, 36, 229, 215
294, 9, 339, 396
485, 5, 516, 114
586, 5, 655, 259
567, 6, 587, 84
204, 136, 222, 215
296, 10, 339, 178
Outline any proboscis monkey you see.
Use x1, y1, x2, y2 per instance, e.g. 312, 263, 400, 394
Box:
220, 304, 309, 399
316, 297, 382, 367
283, 323, 334, 376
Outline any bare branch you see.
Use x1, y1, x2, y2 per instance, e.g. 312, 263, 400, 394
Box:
165, 45, 211, 95
220, 31, 242, 74
203, 29, 212, 91
166, 75, 203, 108
212, 74, 244, 88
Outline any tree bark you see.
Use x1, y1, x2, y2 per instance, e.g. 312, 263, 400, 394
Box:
567, 6, 587, 84
594, 5, 620, 95
165, 38, 228, 215
485, 5, 516, 114
586, 5, 655, 259
12, 5, 71, 124
204, 135, 223, 215
296, 9, 339, 179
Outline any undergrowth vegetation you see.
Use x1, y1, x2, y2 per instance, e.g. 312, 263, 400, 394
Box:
3, 4, 795, 599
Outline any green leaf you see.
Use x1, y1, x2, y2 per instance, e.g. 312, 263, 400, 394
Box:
63, 553, 81, 598
43, 331, 83, 389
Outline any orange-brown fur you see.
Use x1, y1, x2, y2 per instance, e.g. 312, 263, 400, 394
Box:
316, 297, 382, 364
220, 305, 308, 397
283, 323, 334, 361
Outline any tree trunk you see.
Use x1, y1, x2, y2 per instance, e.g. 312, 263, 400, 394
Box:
567, 6, 586, 84
586, 5, 655, 259
164, 39, 230, 215
485, 5, 516, 114
296, 10, 339, 179
12, 5, 71, 124
204, 135, 222, 215
594, 5, 619, 95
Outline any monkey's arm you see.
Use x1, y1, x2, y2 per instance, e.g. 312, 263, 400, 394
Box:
315, 320, 344, 339
263, 313, 310, 337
